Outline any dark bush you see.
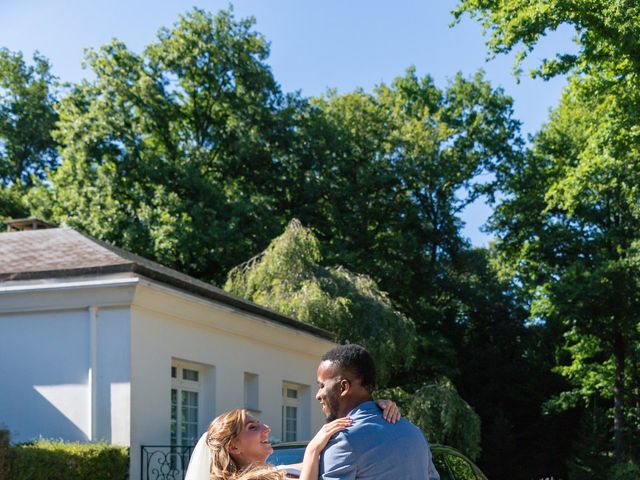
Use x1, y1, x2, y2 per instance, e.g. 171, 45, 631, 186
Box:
8, 439, 128, 480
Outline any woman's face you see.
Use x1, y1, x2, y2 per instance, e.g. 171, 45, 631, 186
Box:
229, 414, 273, 467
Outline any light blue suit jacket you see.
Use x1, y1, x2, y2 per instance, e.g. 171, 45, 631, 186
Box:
319, 401, 440, 479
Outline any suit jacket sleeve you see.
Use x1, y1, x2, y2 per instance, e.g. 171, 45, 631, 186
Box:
319, 433, 357, 480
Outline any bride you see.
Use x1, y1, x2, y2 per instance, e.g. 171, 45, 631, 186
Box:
185, 401, 399, 480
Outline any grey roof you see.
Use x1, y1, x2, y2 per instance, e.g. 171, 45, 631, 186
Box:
0, 227, 334, 341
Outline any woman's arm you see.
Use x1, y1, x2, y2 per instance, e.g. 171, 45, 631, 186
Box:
298, 418, 352, 480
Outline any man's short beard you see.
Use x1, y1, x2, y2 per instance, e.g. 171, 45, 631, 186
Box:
326, 411, 338, 422
325, 399, 340, 422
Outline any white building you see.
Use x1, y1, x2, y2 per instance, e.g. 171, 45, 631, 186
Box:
0, 221, 335, 479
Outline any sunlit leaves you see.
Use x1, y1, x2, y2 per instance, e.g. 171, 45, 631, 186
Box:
225, 219, 417, 385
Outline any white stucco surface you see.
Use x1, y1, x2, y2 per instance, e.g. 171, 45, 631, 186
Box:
95, 306, 131, 444
0, 278, 136, 443
0, 308, 91, 442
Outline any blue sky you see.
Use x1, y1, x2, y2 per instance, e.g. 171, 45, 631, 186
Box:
1, 0, 577, 246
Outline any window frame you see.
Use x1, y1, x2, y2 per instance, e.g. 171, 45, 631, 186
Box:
171, 361, 203, 446
282, 382, 301, 442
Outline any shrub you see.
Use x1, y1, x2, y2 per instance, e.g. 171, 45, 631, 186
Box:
8, 439, 129, 480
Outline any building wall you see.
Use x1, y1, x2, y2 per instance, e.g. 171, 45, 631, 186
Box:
129, 279, 334, 480
0, 308, 91, 442
94, 305, 131, 445
0, 276, 136, 444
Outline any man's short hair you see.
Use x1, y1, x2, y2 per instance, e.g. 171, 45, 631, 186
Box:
321, 344, 376, 392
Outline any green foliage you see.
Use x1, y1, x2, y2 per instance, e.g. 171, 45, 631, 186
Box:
225, 219, 417, 385
456, 0, 640, 467
610, 460, 640, 480
487, 75, 640, 463
310, 68, 521, 307
446, 247, 575, 479
29, 7, 291, 283
0, 184, 28, 228
0, 48, 58, 186
565, 401, 613, 480
290, 68, 523, 384
453, 0, 640, 80
378, 379, 481, 460
8, 439, 128, 480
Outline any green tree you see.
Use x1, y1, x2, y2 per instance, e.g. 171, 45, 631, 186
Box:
0, 48, 58, 186
455, 0, 640, 466
280, 69, 522, 382
0, 184, 28, 225
30, 8, 292, 282
453, 0, 640, 80
450, 247, 577, 479
309, 69, 521, 309
225, 219, 417, 386
0, 48, 58, 225
484, 76, 640, 466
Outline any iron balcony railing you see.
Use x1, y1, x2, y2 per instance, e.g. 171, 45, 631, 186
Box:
140, 445, 195, 480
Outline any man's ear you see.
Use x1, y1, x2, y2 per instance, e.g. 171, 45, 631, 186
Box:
339, 378, 351, 397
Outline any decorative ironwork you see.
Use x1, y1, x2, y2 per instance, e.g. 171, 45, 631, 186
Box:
141, 445, 195, 480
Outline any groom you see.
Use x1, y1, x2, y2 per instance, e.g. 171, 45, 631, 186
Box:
315, 344, 440, 479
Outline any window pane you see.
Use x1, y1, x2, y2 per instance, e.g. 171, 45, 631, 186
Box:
284, 405, 297, 441
286, 388, 298, 399
181, 391, 199, 445
183, 368, 199, 381
171, 366, 177, 378
170, 389, 177, 445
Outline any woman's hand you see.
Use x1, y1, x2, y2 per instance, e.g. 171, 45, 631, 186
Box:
376, 399, 401, 424
306, 417, 352, 454
298, 418, 352, 480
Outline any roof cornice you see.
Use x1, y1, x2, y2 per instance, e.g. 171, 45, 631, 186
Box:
0, 228, 335, 341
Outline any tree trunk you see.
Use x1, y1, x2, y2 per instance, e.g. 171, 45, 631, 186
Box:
613, 329, 626, 460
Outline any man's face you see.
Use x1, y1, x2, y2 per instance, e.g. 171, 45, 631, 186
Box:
315, 360, 343, 422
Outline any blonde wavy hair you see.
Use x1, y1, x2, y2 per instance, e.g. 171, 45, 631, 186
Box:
205, 409, 284, 480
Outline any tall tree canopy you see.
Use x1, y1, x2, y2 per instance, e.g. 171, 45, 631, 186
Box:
281, 69, 524, 383
307, 69, 521, 307
453, 0, 640, 80
30, 8, 292, 281
0, 48, 58, 223
488, 78, 640, 470
455, 0, 640, 473
0, 48, 58, 186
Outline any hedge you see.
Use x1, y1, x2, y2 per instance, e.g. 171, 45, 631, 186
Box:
0, 433, 128, 480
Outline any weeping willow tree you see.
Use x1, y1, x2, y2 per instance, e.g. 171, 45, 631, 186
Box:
378, 378, 481, 460
224, 219, 416, 386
